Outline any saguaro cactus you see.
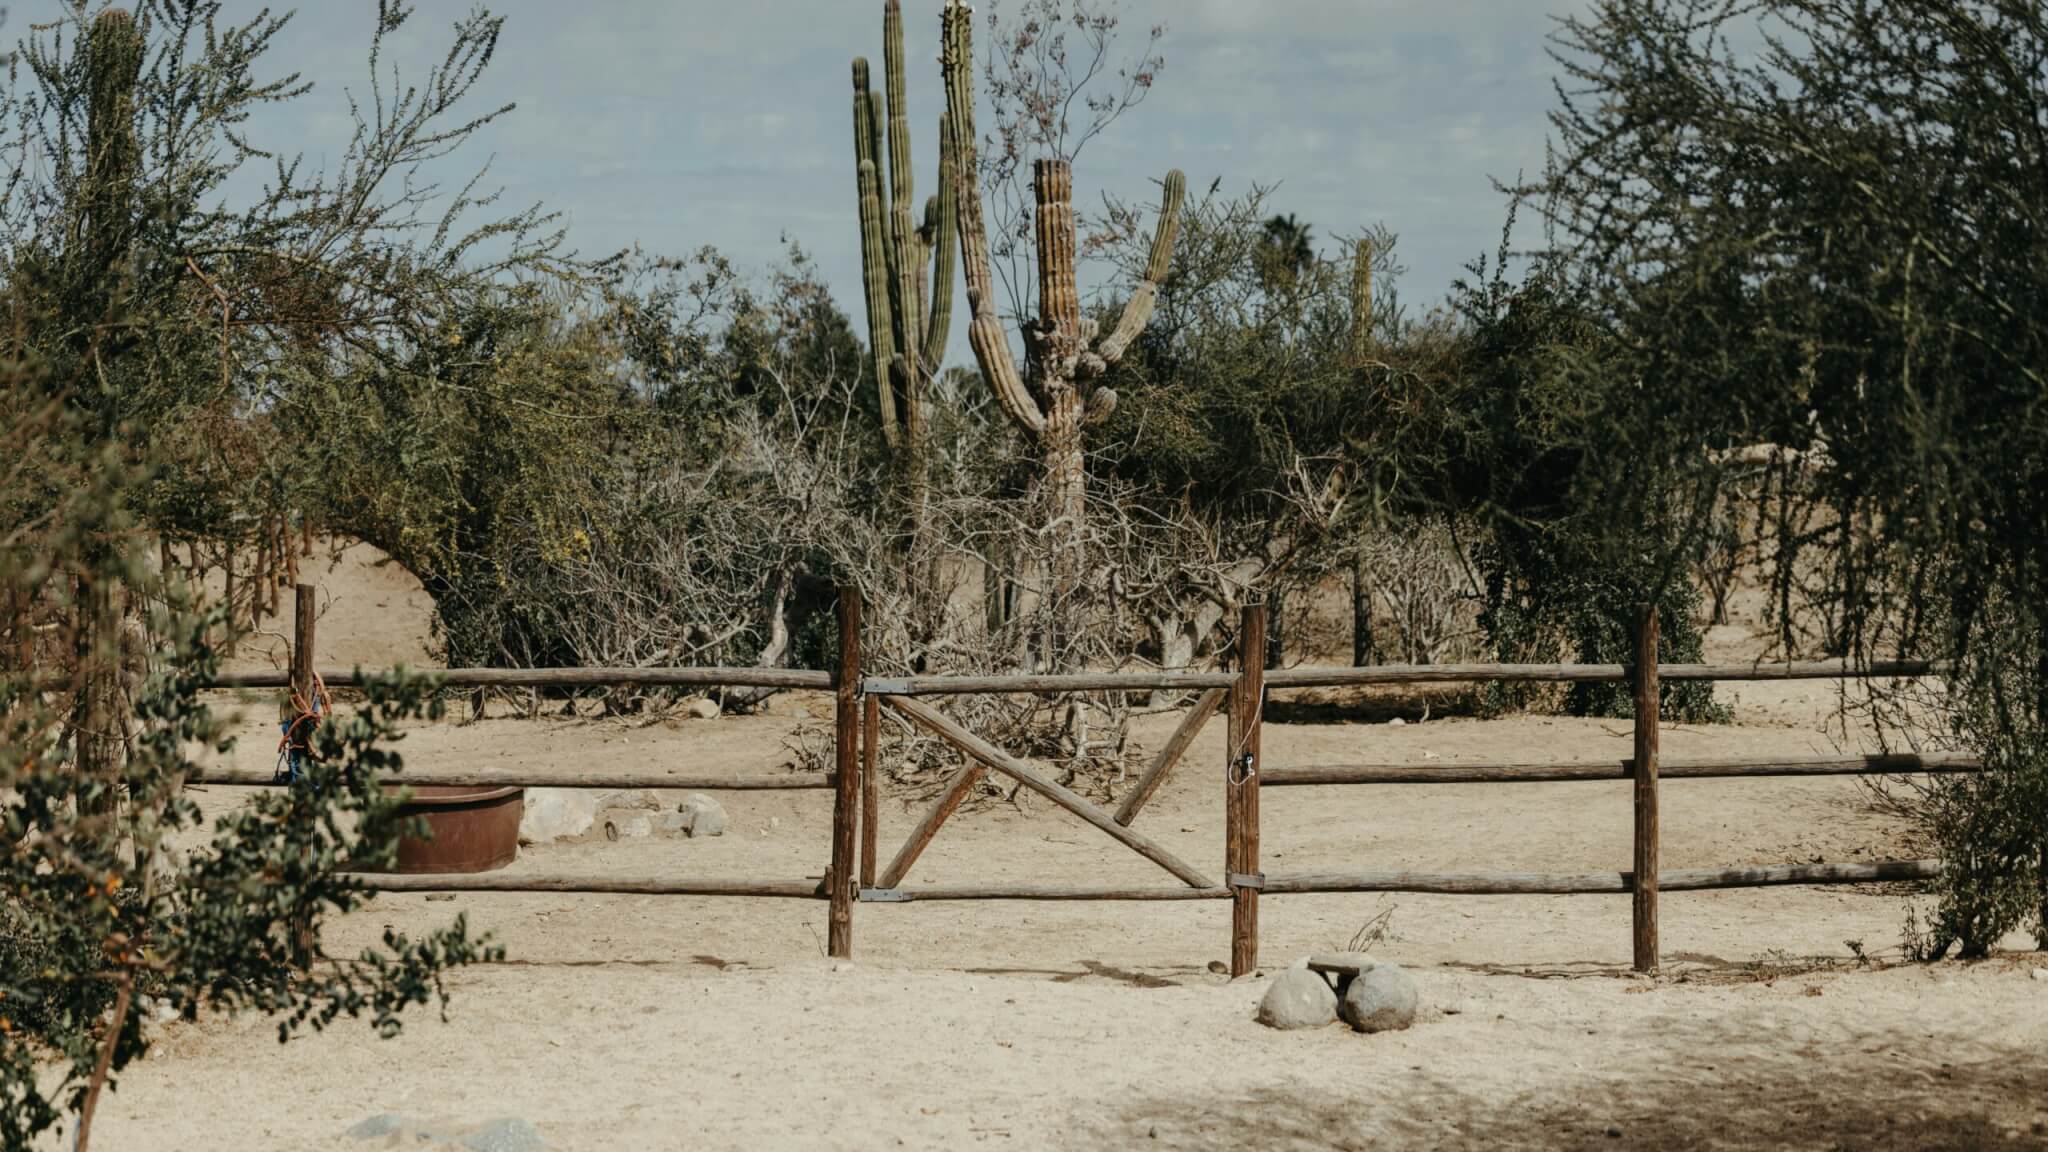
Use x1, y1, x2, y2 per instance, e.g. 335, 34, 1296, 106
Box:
852, 0, 956, 458
940, 0, 1184, 580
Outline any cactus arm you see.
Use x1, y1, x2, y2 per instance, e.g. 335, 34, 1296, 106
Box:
890, 192, 925, 440
854, 59, 900, 448
942, 0, 1042, 436
1350, 236, 1374, 366
922, 115, 957, 373
1094, 169, 1185, 367
1034, 158, 1081, 339
884, 0, 913, 217
870, 88, 897, 310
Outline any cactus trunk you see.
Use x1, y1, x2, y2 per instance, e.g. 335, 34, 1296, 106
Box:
940, 0, 1185, 665
850, 0, 958, 466
853, 59, 899, 448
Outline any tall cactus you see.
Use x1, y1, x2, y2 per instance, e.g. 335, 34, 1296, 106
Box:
940, 0, 1184, 583
851, 0, 956, 458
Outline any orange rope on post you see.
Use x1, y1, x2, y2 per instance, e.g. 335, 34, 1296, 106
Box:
276, 669, 330, 783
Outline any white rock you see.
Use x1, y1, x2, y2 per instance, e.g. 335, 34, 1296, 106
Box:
1387, 717, 1406, 726
677, 793, 728, 838
683, 697, 721, 720
2031, 968, 2046, 982
519, 789, 597, 845
1339, 962, 1419, 1033
1257, 967, 1338, 1030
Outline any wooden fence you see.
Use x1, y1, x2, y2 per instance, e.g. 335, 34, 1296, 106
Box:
194, 586, 1971, 971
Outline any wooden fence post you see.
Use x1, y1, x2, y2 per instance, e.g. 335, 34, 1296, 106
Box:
1632, 603, 1660, 973
828, 587, 862, 958
1228, 604, 1267, 977
291, 583, 315, 704
289, 583, 317, 966
861, 692, 880, 889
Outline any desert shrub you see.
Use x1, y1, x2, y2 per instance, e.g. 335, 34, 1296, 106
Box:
1530, 0, 2048, 951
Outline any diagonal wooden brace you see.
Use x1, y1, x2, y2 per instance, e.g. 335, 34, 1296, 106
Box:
1114, 686, 1227, 827
877, 755, 985, 890
881, 694, 1217, 889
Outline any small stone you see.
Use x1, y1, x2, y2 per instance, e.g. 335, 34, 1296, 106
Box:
1387, 717, 1406, 726
656, 811, 691, 836
1207, 960, 1228, 975
461, 1117, 550, 1152
769, 816, 781, 829
683, 697, 721, 720
347, 1114, 412, 1141
1605, 1125, 1624, 1139
2030, 968, 2046, 982
1256, 967, 1339, 1030
677, 793, 728, 837
832, 960, 855, 973
1339, 962, 1419, 1033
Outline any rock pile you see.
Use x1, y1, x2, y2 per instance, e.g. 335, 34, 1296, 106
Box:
1255, 953, 1420, 1034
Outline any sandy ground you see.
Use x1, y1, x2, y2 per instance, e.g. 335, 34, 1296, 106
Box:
64, 546, 2048, 1150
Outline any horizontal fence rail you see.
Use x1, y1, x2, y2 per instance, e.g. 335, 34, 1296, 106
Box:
1255, 860, 1942, 895
1265, 659, 1950, 687
863, 670, 1237, 696
237, 584, 1966, 972
859, 884, 1232, 902
189, 767, 836, 790
344, 874, 825, 898
1261, 753, 1982, 787
205, 666, 835, 690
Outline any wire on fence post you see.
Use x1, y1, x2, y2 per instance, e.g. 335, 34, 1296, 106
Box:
1229, 603, 1267, 977
829, 586, 862, 959
1632, 603, 1661, 973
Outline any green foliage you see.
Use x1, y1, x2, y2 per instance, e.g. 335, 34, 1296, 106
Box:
1530, 0, 2048, 948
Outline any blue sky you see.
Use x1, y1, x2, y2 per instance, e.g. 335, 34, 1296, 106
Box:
32, 1, 1593, 352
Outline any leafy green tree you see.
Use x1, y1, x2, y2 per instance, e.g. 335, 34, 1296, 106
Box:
1525, 0, 2048, 951
0, 3, 544, 1141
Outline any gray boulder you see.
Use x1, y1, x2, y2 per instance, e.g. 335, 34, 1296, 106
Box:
677, 792, 728, 837
1338, 962, 1418, 1033
1256, 966, 1339, 1030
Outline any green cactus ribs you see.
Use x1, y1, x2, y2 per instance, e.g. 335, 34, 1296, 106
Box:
849, 1, 957, 461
